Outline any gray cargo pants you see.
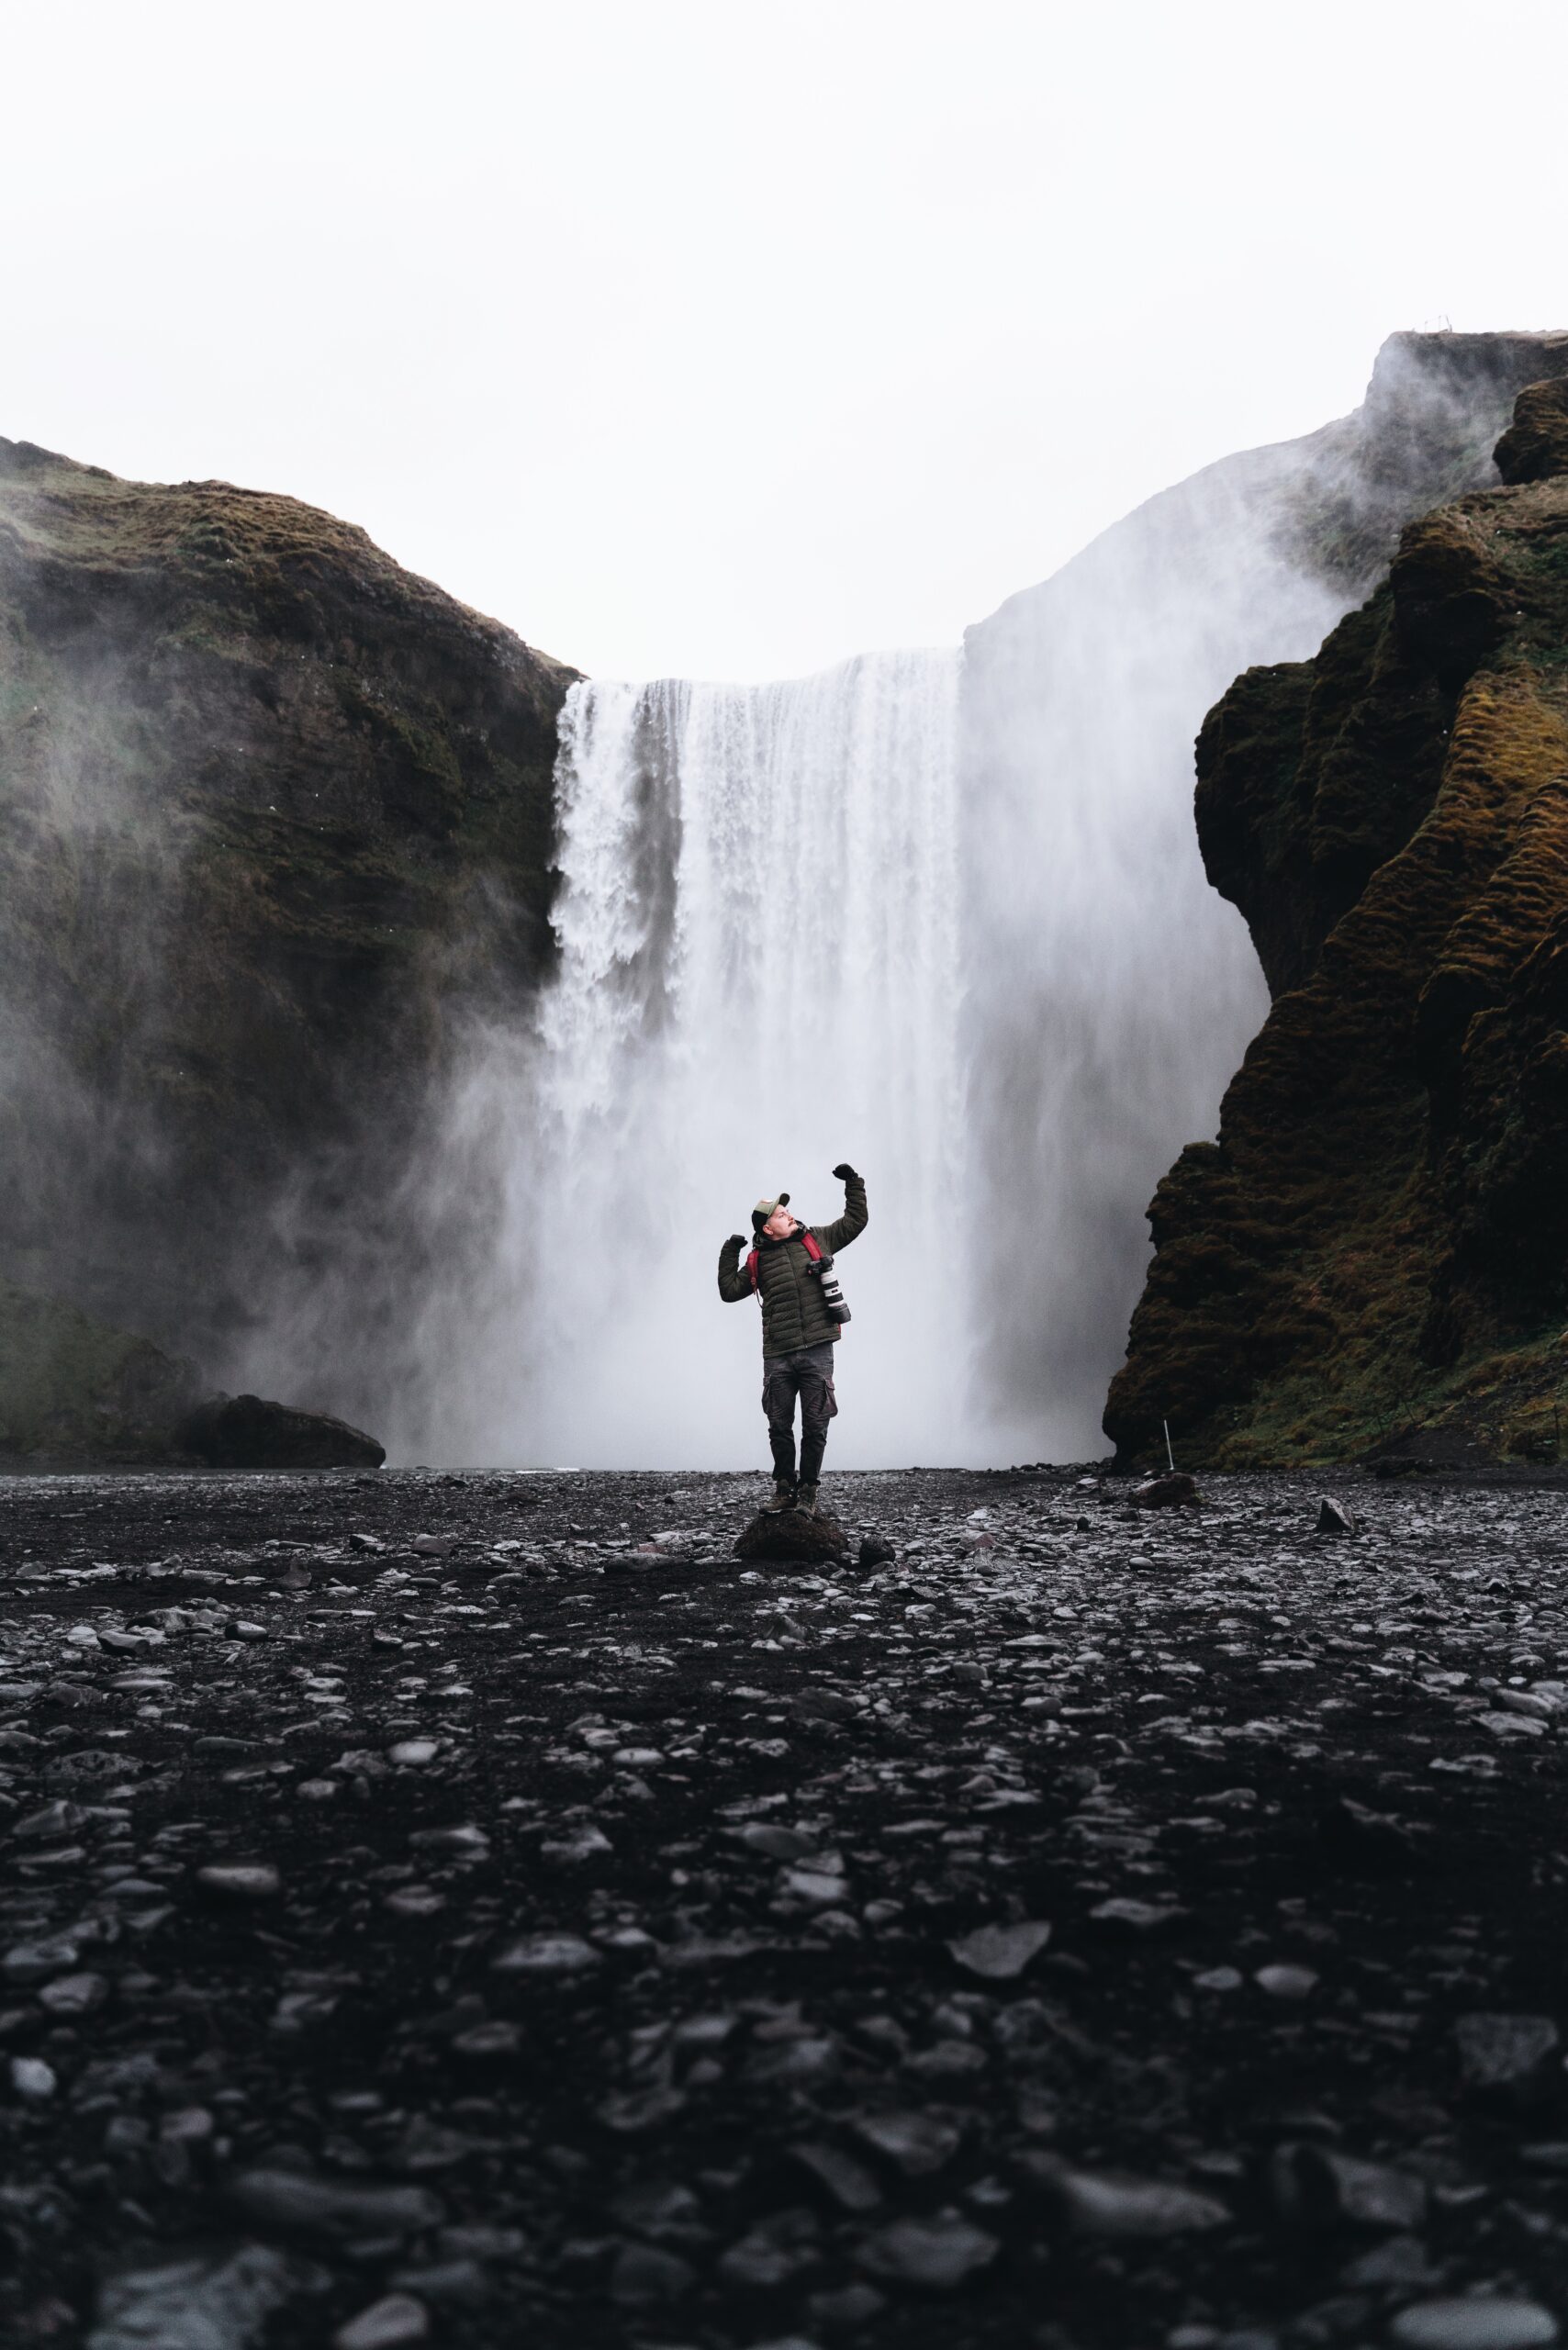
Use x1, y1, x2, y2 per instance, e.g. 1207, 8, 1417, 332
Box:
763, 1342, 839, 1486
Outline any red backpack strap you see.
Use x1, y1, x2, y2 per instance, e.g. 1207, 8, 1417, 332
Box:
746, 1248, 760, 1291
799, 1231, 823, 1264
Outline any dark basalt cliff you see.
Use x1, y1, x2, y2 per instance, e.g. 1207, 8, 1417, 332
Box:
0, 438, 575, 1459
1106, 377, 1568, 1470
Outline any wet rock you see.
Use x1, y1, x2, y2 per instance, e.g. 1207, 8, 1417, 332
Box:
1131, 1472, 1199, 1509
385, 2261, 490, 2310
88, 2246, 329, 2350
1273, 2143, 1428, 2231
197, 1865, 281, 1899
332, 2293, 430, 2349
851, 2109, 963, 2176
175, 1393, 386, 1471
1452, 2013, 1561, 2094
489, 1932, 601, 1975
1021, 2153, 1230, 2237
1316, 1497, 1357, 1536
946, 1919, 1052, 1980
734, 1510, 850, 1565
609, 2243, 697, 2307
855, 2211, 998, 2289
858, 1534, 897, 1567
789, 2142, 882, 2212
1389, 2301, 1559, 2350
11, 2055, 58, 2101
230, 2169, 445, 2242
541, 1825, 613, 1865
1092, 1897, 1187, 1932
38, 1971, 108, 2016
716, 2209, 822, 2288
1253, 1964, 1318, 1999
789, 1686, 859, 1724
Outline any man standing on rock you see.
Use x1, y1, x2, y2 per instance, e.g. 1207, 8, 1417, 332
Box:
718, 1166, 868, 1517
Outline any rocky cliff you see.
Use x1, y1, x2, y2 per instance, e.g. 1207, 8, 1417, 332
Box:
0, 438, 575, 1460
961, 330, 1568, 1459
1105, 375, 1568, 1470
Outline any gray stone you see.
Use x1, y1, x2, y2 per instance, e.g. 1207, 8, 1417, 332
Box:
1253, 1964, 1318, 1999
855, 2212, 998, 2289
198, 1865, 281, 1899
1389, 2301, 1558, 2350
88, 2247, 328, 2350
230, 2169, 445, 2242
852, 2109, 963, 2176
489, 1932, 601, 1975
332, 2297, 430, 2350
1453, 2013, 1561, 2092
1022, 2153, 1229, 2237
608, 2244, 697, 2307
11, 2055, 57, 2101
947, 1919, 1052, 1979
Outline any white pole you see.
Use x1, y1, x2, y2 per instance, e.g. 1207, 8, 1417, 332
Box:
1163, 1418, 1175, 1472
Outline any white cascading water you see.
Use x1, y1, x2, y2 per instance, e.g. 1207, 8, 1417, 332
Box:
426, 650, 965, 1468
356, 336, 1535, 1470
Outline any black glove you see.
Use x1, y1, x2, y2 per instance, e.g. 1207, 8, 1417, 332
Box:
726, 1233, 747, 1252
832, 1162, 858, 1182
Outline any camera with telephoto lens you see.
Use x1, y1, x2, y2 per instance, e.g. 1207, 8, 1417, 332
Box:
813, 1254, 852, 1323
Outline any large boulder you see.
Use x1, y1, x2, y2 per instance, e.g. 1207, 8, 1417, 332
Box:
174, 1393, 385, 1470
734, 1508, 850, 1567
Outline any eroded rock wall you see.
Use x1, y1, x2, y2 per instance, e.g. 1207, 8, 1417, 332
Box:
0, 439, 576, 1430
1106, 378, 1568, 1469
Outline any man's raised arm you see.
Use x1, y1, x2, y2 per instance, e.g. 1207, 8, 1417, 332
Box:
817, 1164, 868, 1254
718, 1232, 753, 1304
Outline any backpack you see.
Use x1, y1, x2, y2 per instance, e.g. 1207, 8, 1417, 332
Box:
747, 1229, 851, 1325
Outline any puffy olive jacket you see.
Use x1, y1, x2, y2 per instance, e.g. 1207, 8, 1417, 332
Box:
718, 1174, 868, 1357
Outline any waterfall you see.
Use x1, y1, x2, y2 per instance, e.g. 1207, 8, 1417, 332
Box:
427, 649, 966, 1468
375, 334, 1549, 1471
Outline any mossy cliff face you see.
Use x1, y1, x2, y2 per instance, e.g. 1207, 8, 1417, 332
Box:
1106, 378, 1568, 1470
0, 1275, 199, 1465
0, 438, 576, 1416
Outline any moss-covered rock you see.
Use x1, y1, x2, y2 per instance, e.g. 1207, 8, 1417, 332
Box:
1107, 382, 1568, 1470
0, 437, 576, 1440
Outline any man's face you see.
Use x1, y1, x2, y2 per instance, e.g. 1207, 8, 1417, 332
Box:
763, 1204, 798, 1239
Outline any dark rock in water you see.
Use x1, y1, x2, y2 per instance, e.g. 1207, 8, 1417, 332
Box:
1130, 1472, 1199, 1510
734, 1508, 850, 1565
1316, 1495, 1357, 1535
176, 1393, 386, 1470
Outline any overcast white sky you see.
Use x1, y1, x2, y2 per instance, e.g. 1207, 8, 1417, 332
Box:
5, 0, 1565, 680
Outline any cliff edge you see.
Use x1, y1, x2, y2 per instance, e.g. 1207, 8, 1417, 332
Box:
0, 439, 576, 1440
1106, 375, 1568, 1470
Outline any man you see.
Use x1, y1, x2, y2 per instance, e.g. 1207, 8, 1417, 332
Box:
718, 1164, 868, 1516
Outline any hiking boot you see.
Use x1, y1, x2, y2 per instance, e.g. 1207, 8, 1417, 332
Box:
762, 1480, 797, 1514
794, 1482, 820, 1516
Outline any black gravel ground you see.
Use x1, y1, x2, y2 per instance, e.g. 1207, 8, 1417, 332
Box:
5, 1463, 1568, 2350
